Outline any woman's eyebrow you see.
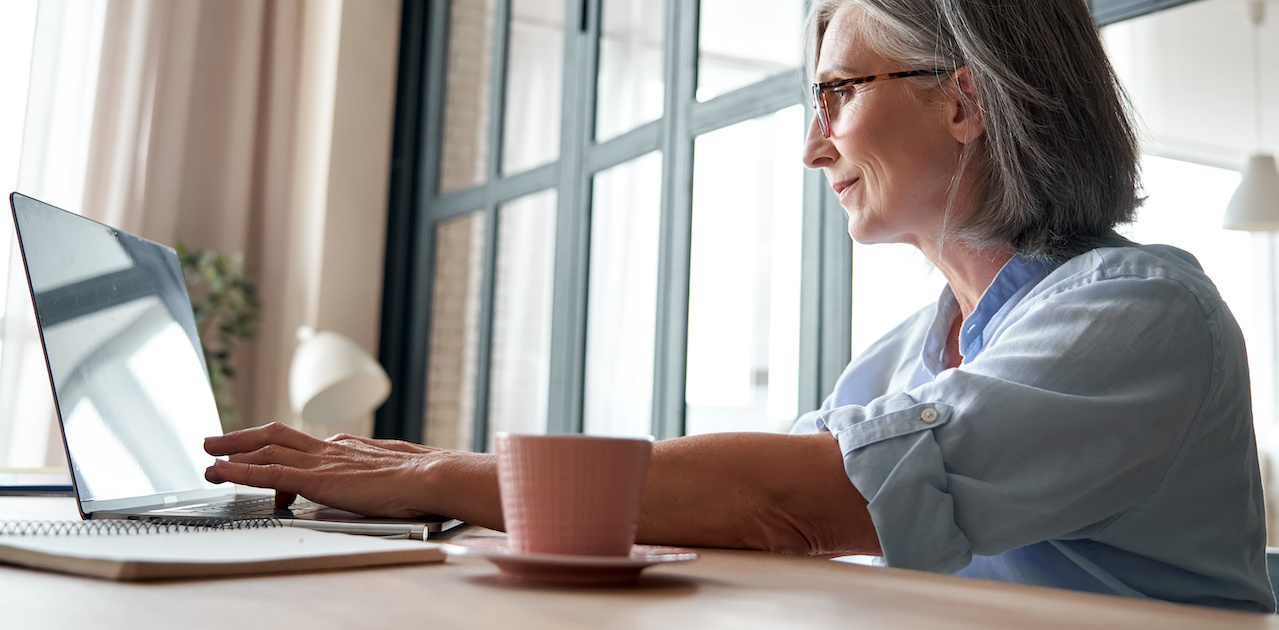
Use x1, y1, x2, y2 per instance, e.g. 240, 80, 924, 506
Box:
815, 63, 862, 82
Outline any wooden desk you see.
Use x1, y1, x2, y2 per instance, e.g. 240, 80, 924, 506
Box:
1, 497, 1275, 629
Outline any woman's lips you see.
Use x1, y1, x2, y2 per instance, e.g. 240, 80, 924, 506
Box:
832, 178, 859, 200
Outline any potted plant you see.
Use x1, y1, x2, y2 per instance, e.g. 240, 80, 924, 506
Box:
176, 244, 262, 431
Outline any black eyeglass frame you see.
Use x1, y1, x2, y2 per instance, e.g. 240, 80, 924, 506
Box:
810, 69, 949, 137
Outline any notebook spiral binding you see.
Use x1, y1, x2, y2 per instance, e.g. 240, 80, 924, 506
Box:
0, 518, 283, 536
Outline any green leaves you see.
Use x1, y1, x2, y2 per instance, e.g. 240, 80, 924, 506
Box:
176, 243, 262, 431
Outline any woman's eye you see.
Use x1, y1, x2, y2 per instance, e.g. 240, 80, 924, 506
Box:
832, 86, 856, 105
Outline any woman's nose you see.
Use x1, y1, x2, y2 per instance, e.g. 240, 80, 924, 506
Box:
802, 114, 835, 169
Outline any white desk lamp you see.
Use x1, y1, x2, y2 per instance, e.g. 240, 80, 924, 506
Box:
1223, 1, 1279, 231
288, 326, 391, 438
1224, 155, 1279, 231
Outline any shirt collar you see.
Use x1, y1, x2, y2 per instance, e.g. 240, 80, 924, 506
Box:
923, 254, 1058, 373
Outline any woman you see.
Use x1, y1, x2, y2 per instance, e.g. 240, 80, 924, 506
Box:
205, 0, 1273, 611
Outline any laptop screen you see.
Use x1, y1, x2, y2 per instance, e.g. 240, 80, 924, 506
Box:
10, 193, 222, 503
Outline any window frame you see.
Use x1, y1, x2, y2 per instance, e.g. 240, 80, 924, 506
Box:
378, 0, 850, 447
1088, 0, 1202, 26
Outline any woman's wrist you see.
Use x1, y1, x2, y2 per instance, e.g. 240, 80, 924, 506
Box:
417, 450, 503, 529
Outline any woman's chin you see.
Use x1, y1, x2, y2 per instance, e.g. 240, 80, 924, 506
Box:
847, 224, 890, 246
847, 228, 874, 245
846, 218, 927, 248
848, 230, 873, 245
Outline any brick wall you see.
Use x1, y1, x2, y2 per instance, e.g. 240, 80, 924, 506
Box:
424, 214, 486, 450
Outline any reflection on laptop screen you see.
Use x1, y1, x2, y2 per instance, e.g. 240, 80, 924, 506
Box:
11, 194, 222, 503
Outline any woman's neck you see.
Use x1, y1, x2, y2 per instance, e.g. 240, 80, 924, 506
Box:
921, 241, 1015, 320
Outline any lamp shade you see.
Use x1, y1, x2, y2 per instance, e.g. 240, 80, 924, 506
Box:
288, 328, 391, 436
1223, 154, 1279, 231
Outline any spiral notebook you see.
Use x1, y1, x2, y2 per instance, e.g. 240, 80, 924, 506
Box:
0, 519, 445, 580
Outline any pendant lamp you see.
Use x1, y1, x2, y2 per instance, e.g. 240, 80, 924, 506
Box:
1224, 0, 1279, 231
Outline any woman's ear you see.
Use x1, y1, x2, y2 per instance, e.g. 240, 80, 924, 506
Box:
947, 66, 984, 144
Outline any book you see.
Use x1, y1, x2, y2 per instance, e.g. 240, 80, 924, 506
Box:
0, 519, 446, 580
0, 467, 73, 496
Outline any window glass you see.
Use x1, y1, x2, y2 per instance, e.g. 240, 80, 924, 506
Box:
584, 151, 663, 437
502, 0, 564, 174
424, 212, 486, 450
850, 243, 945, 360
596, 0, 664, 141
685, 106, 804, 434
696, 0, 804, 102
440, 0, 496, 194
487, 189, 557, 444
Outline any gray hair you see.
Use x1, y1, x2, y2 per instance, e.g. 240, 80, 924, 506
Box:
806, 0, 1142, 260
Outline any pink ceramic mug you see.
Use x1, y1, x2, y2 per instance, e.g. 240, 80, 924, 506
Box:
495, 433, 653, 557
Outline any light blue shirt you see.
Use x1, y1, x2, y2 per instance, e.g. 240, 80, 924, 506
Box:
792, 237, 1274, 612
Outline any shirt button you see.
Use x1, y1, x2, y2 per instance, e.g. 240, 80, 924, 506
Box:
921, 408, 938, 423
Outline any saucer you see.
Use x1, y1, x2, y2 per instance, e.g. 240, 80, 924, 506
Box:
441, 537, 698, 585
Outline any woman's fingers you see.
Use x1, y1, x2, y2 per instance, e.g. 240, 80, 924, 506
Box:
204, 422, 322, 457
205, 459, 301, 493
274, 490, 298, 509
225, 442, 319, 469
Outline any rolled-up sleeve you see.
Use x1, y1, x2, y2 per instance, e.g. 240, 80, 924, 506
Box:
819, 272, 1214, 574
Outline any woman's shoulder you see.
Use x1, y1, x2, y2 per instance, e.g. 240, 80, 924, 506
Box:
1035, 237, 1224, 315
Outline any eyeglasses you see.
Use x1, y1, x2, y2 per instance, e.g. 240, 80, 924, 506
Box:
810, 69, 947, 138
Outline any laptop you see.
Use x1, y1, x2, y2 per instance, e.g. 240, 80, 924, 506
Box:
8, 192, 460, 539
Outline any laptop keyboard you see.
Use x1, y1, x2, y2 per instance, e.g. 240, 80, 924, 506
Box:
183, 496, 326, 517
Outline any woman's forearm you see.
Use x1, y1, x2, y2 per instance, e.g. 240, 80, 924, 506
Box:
635, 432, 880, 556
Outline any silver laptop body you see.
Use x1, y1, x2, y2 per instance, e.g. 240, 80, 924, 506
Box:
8, 193, 457, 539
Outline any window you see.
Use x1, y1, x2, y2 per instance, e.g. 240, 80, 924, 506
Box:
0, 0, 106, 469
583, 152, 661, 438
685, 106, 805, 435
0, 0, 38, 340
380, 0, 846, 447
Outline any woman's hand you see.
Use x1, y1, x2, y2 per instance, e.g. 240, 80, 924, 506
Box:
203, 424, 874, 555
203, 422, 500, 525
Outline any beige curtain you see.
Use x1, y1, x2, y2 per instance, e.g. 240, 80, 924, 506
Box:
72, 0, 398, 434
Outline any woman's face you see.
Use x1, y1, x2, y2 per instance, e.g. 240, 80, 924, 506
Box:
802, 6, 968, 250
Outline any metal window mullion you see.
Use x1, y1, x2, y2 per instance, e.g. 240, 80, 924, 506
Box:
1091, 0, 1202, 26
545, 0, 599, 435
797, 168, 826, 413
378, 0, 452, 442
819, 189, 852, 396
800, 167, 854, 412
425, 163, 558, 221
650, 0, 699, 440
468, 0, 513, 452
492, 162, 558, 203
488, 0, 512, 181
584, 120, 662, 173
469, 201, 502, 452
375, 0, 426, 439
688, 71, 804, 137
